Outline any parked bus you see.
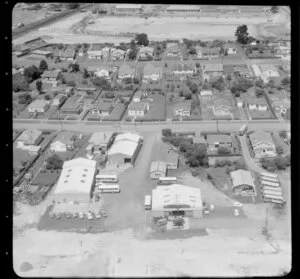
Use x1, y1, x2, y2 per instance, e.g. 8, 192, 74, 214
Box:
260, 172, 278, 179
262, 190, 282, 197
96, 174, 118, 183
262, 186, 282, 193
98, 184, 120, 193
260, 180, 280, 188
239, 124, 248, 136
260, 176, 279, 183
144, 195, 152, 210
158, 177, 177, 185
263, 193, 285, 204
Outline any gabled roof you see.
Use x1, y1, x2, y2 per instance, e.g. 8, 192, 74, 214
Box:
27, 99, 50, 109
128, 101, 149, 111
118, 64, 135, 76
89, 44, 103, 51
143, 63, 162, 75
213, 98, 231, 110
249, 131, 275, 147
259, 64, 278, 73
17, 129, 42, 144
173, 101, 192, 111
42, 70, 61, 79
150, 161, 167, 173
171, 63, 194, 72
54, 131, 75, 146
139, 46, 154, 54
88, 132, 113, 145
91, 101, 114, 111
206, 134, 232, 145
230, 169, 255, 189
202, 63, 223, 72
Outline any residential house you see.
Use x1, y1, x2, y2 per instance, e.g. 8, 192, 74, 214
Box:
132, 90, 144, 102
118, 64, 135, 81
223, 43, 237, 55
142, 63, 162, 82
94, 66, 110, 79
166, 43, 182, 57
212, 99, 232, 116
230, 169, 256, 195
128, 101, 150, 117
271, 98, 290, 115
199, 90, 213, 97
195, 47, 220, 59
41, 70, 61, 87
87, 44, 102, 59
201, 63, 224, 82
17, 129, 43, 148
60, 47, 75, 61
50, 131, 75, 152
52, 94, 67, 107
91, 102, 114, 116
13, 44, 31, 57
193, 131, 207, 145
88, 131, 114, 153
31, 50, 53, 58
60, 96, 83, 115
149, 161, 167, 179
206, 134, 233, 151
27, 99, 50, 113
233, 66, 254, 79
159, 143, 179, 169
236, 98, 243, 107
259, 64, 280, 83
138, 46, 154, 60
242, 95, 268, 111
111, 48, 126, 60
77, 48, 85, 57
249, 130, 276, 158
171, 63, 195, 79
173, 101, 192, 117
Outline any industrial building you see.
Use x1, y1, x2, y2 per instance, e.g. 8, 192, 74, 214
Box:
107, 133, 143, 166
53, 158, 97, 203
166, 5, 201, 13
88, 132, 114, 151
149, 161, 167, 179
230, 169, 256, 195
115, 4, 143, 14
151, 184, 203, 218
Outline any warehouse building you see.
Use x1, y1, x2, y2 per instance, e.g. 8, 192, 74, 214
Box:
107, 133, 143, 166
230, 169, 256, 195
166, 5, 201, 13
115, 4, 143, 14
152, 184, 202, 218
53, 158, 97, 203
149, 161, 167, 179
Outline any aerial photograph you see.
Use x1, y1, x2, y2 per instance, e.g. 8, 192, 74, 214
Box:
12, 3, 291, 277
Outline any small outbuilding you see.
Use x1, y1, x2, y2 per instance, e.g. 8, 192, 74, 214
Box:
230, 169, 256, 195
149, 161, 167, 179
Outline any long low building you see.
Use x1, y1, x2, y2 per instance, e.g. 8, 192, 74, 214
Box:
53, 158, 97, 203
107, 133, 143, 166
166, 5, 201, 13
115, 4, 143, 13
230, 169, 256, 195
151, 184, 203, 218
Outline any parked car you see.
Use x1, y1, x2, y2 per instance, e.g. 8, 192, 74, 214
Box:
234, 209, 239, 216
157, 218, 167, 226
100, 211, 108, 218
87, 212, 93, 220
73, 212, 78, 218
66, 212, 72, 218
95, 213, 101, 219
55, 213, 61, 219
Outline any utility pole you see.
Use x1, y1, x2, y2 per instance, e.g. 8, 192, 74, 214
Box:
59, 111, 63, 131
216, 119, 220, 133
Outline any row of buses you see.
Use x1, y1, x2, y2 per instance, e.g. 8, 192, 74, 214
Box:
259, 172, 285, 205
95, 174, 120, 193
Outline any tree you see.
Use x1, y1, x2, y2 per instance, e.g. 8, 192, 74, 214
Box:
162, 129, 172, 137
104, 92, 115, 99
66, 80, 76, 87
255, 88, 265, 98
18, 93, 32, 105
184, 92, 192, 100
123, 77, 133, 84
188, 48, 197, 55
127, 49, 137, 60
211, 77, 225, 91
130, 39, 136, 50
183, 38, 193, 49
173, 217, 185, 227
133, 77, 139, 84
202, 83, 209, 90
135, 33, 149, 46
276, 145, 284, 155
279, 130, 287, 139
281, 77, 290, 86
58, 43, 65, 50
38, 60, 48, 73
82, 68, 90, 79
190, 83, 198, 94
69, 63, 80, 72
23, 65, 41, 83
217, 146, 231, 155
44, 94, 51, 100
255, 80, 264, 88
46, 154, 63, 170
13, 77, 29, 92
93, 77, 109, 87
36, 80, 43, 93
235, 25, 249, 44
270, 6, 279, 14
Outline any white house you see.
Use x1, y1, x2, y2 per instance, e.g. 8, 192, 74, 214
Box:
87, 44, 102, 59
27, 99, 50, 113
199, 90, 212, 97
132, 90, 144, 102
173, 101, 192, 117
94, 67, 110, 79
142, 63, 162, 82
128, 102, 150, 117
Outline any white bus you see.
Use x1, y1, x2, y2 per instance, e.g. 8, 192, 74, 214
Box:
263, 193, 285, 204
260, 176, 279, 183
96, 174, 118, 183
158, 177, 177, 185
262, 190, 282, 197
239, 124, 248, 136
98, 184, 120, 193
260, 180, 280, 188
144, 195, 152, 210
260, 172, 278, 179
262, 186, 282, 193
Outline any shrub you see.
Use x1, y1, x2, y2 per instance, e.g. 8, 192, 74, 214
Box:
66, 80, 76, 87
162, 129, 172, 137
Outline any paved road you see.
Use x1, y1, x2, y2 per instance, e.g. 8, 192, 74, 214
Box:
13, 119, 290, 134
239, 134, 267, 174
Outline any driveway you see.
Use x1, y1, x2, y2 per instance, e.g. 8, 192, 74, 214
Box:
239, 135, 269, 174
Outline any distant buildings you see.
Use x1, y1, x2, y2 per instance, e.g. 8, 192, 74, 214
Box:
166, 5, 200, 14
115, 4, 143, 14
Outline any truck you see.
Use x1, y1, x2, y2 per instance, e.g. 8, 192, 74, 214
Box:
239, 124, 248, 136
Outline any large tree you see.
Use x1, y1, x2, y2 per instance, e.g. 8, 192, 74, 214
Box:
46, 154, 63, 170
270, 6, 279, 14
23, 65, 41, 83
135, 33, 149, 46
13, 77, 29, 92
36, 80, 43, 93
38, 60, 48, 73
18, 93, 32, 105
235, 25, 249, 45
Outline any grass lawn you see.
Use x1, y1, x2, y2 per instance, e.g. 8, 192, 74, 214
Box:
31, 169, 60, 187
13, 145, 32, 170
104, 103, 127, 121
249, 109, 275, 119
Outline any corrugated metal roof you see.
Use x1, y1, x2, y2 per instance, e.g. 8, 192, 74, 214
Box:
249, 131, 274, 147
88, 132, 113, 145
230, 169, 255, 189
150, 161, 167, 173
